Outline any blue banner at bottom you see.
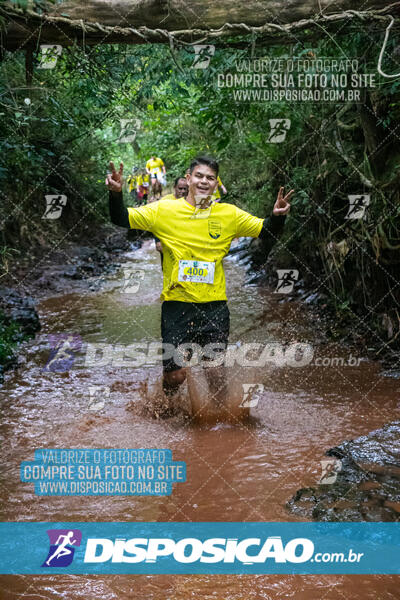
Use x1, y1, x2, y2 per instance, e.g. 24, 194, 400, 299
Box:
0, 522, 399, 574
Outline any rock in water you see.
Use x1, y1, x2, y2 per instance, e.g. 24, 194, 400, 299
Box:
287, 421, 400, 521
0, 287, 40, 378
0, 287, 40, 336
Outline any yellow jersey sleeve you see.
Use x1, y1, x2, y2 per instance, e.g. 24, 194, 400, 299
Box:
235, 207, 264, 238
213, 176, 224, 200
127, 202, 159, 231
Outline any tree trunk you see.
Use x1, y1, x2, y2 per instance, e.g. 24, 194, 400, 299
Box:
1, 0, 400, 49
357, 92, 392, 177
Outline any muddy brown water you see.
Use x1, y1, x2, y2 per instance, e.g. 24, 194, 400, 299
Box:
1, 241, 399, 598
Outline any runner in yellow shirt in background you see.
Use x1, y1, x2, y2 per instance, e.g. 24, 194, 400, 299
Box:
146, 155, 166, 182
146, 155, 166, 201
213, 175, 227, 202
136, 169, 150, 205
126, 167, 139, 203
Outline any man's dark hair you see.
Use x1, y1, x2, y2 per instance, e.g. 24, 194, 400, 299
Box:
174, 176, 187, 187
189, 156, 219, 176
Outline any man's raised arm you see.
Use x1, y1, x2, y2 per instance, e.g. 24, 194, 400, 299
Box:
258, 186, 293, 257
106, 161, 130, 228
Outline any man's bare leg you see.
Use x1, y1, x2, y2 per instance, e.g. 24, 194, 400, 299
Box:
163, 368, 187, 396
204, 364, 228, 406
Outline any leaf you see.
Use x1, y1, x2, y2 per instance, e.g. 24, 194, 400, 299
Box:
13, 0, 28, 10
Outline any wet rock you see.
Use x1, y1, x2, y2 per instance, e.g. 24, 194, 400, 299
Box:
287, 421, 400, 521
104, 230, 131, 252
304, 292, 319, 304
381, 370, 400, 379
0, 287, 41, 378
0, 287, 40, 336
64, 265, 80, 279
384, 500, 400, 513
332, 421, 400, 466
228, 238, 251, 256
245, 270, 267, 285
20, 233, 131, 296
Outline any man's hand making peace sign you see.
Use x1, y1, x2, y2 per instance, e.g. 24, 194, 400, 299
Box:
105, 161, 124, 193
273, 187, 293, 216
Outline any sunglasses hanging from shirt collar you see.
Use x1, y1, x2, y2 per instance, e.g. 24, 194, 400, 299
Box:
190, 195, 216, 219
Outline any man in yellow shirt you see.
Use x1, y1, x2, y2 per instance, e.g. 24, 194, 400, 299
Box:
107, 156, 292, 399
160, 176, 189, 202
146, 155, 166, 182
146, 156, 166, 202
126, 167, 140, 203
136, 169, 150, 205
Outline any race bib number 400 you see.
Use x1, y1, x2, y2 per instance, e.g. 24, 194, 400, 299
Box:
178, 260, 215, 284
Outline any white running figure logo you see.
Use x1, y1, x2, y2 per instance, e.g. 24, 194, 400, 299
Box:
46, 335, 75, 370
46, 531, 77, 565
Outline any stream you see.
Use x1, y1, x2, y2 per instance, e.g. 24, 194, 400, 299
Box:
0, 240, 398, 599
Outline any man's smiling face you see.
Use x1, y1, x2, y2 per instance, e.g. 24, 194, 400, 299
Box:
187, 164, 218, 202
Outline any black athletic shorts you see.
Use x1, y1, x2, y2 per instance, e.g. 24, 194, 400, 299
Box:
161, 300, 230, 372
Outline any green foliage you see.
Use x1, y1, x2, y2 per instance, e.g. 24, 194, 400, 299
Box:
0, 311, 23, 369
0, 31, 399, 348
6, 0, 56, 11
